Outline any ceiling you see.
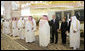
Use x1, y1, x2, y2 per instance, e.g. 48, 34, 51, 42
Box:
1, 1, 84, 9
1, 1, 84, 12
14, 1, 84, 10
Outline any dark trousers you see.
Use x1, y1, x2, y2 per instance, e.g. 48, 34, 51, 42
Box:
61, 32, 66, 44
51, 29, 58, 43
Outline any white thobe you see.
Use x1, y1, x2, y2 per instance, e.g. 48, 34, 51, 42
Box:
32, 19, 36, 31
17, 19, 24, 39
39, 20, 50, 47
1, 19, 3, 34
70, 19, 80, 49
25, 21, 35, 43
12, 21, 18, 36
2, 21, 6, 34
5, 21, 11, 35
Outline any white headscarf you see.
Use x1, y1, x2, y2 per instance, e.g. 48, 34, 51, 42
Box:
71, 16, 78, 31
71, 16, 77, 22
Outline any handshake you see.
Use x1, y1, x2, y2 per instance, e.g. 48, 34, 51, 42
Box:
58, 29, 68, 35
57, 29, 59, 32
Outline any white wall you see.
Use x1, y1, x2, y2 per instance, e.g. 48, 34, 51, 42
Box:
12, 11, 20, 17
21, 7, 31, 16
1, 6, 4, 15
48, 11, 56, 20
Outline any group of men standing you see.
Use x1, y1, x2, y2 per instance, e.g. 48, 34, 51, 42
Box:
50, 15, 80, 50
2, 19, 11, 35
2, 16, 36, 43
1, 15, 80, 50
39, 15, 80, 50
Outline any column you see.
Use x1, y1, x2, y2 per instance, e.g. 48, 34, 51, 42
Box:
4, 1, 12, 33
61, 11, 64, 18
4, 1, 12, 19
71, 10, 75, 16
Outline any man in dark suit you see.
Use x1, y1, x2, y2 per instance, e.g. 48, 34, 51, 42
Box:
50, 15, 59, 44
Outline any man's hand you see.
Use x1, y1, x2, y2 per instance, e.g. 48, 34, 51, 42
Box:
23, 27, 25, 29
65, 31, 68, 35
32, 27, 34, 30
73, 30, 76, 33
27, 30, 29, 32
18, 28, 20, 30
57, 29, 59, 32
59, 29, 61, 31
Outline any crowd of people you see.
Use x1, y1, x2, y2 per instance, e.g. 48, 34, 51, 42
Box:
1, 15, 80, 50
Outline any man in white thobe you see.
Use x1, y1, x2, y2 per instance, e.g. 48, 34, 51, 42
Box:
32, 18, 36, 32
17, 17, 25, 39
2, 19, 5, 34
21, 17, 25, 39
70, 16, 80, 50
25, 16, 36, 43
39, 15, 50, 47
12, 18, 18, 37
4, 19, 11, 35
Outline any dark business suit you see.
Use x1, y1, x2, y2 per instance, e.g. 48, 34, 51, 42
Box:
49, 19, 59, 44
68, 21, 71, 33
48, 21, 52, 42
61, 22, 68, 44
